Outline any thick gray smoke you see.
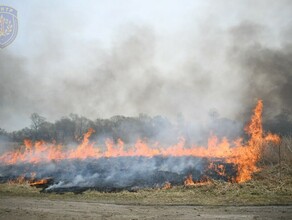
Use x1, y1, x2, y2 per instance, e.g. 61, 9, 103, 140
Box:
228, 21, 292, 119
0, 1, 291, 135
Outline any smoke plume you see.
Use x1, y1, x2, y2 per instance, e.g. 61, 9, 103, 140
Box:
0, 1, 291, 134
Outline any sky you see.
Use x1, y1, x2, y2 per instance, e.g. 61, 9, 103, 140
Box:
0, 0, 291, 131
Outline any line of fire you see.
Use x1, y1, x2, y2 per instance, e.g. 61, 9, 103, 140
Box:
0, 100, 281, 193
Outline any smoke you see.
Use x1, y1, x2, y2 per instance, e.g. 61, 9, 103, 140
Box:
0, 1, 291, 134
0, 156, 236, 192
227, 21, 292, 120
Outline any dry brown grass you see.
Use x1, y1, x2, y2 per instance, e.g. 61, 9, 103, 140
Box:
262, 136, 292, 165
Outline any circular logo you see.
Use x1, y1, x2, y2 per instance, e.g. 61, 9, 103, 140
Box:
0, 6, 18, 48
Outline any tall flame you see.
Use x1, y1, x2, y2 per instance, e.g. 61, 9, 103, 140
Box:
0, 100, 280, 183
227, 100, 280, 182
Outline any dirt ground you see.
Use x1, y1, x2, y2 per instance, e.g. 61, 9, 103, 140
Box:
0, 196, 291, 220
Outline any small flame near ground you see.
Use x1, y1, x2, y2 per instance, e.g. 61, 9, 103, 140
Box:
184, 174, 195, 186
0, 100, 281, 185
7, 172, 50, 187
162, 181, 172, 189
29, 179, 49, 187
184, 175, 213, 187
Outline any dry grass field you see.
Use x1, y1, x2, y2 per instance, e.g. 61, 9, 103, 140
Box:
0, 138, 291, 219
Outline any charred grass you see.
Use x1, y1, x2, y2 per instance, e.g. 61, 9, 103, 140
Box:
1, 164, 291, 205
1, 137, 292, 206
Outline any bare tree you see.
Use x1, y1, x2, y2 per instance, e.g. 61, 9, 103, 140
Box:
30, 113, 46, 140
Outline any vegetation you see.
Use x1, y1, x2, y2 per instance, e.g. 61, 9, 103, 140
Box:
0, 164, 291, 205
1, 111, 292, 146
0, 113, 175, 144
0, 109, 291, 205
1, 139, 291, 205
0, 112, 246, 148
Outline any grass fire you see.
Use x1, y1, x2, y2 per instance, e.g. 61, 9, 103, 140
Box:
1, 1, 292, 219
0, 100, 283, 193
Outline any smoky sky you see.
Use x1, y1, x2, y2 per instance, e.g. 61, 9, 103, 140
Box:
0, 1, 291, 131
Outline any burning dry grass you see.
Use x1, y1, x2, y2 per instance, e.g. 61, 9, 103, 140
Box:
1, 138, 292, 206
0, 101, 291, 205
1, 162, 291, 206
0, 100, 282, 190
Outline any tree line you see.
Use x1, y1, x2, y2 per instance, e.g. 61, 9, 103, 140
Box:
0, 113, 176, 144
0, 111, 291, 145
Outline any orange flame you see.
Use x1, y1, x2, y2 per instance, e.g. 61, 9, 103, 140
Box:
0, 100, 280, 183
162, 181, 172, 189
184, 174, 212, 186
184, 175, 195, 186
29, 178, 49, 187
208, 162, 226, 176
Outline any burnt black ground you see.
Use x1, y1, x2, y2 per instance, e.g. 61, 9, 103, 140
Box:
0, 156, 237, 193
